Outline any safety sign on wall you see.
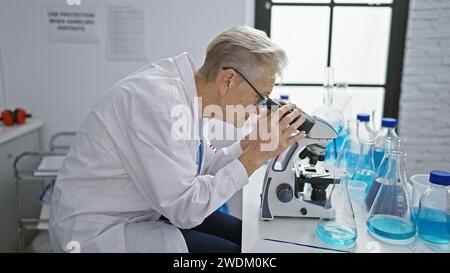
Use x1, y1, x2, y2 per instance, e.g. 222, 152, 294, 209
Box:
106, 4, 147, 61
42, 3, 100, 44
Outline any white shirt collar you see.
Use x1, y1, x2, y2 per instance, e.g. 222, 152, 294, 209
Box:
174, 52, 198, 105
174, 52, 203, 143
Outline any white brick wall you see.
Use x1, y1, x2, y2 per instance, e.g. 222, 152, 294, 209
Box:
399, 0, 450, 175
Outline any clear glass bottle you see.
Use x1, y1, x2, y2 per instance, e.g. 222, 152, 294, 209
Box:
352, 142, 376, 198
374, 118, 399, 170
352, 114, 377, 197
313, 67, 344, 164
365, 138, 402, 211
366, 150, 416, 245
316, 173, 357, 248
356, 114, 375, 143
417, 170, 450, 244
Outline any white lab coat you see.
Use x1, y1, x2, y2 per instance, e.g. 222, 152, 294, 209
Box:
49, 52, 249, 253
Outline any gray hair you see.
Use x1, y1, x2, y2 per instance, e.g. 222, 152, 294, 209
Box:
199, 25, 288, 82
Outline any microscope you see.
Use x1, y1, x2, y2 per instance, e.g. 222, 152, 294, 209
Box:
259, 101, 343, 220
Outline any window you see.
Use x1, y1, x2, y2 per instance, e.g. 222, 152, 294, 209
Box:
255, 0, 409, 127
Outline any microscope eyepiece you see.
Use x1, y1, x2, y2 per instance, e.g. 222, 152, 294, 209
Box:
265, 99, 316, 134
299, 145, 326, 166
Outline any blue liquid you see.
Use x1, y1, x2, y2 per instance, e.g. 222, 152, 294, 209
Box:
374, 148, 385, 171
316, 223, 357, 247
325, 144, 333, 163
345, 152, 359, 173
339, 152, 359, 179
325, 126, 346, 163
352, 170, 376, 196
335, 126, 347, 150
367, 215, 416, 241
417, 208, 450, 244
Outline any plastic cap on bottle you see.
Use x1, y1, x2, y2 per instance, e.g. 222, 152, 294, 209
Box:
429, 170, 450, 186
382, 118, 397, 128
280, 95, 289, 100
357, 114, 370, 122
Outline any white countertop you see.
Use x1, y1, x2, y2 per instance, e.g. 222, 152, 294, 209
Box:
0, 118, 43, 145
242, 164, 449, 253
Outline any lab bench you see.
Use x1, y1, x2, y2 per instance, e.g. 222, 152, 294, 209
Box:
241, 164, 449, 253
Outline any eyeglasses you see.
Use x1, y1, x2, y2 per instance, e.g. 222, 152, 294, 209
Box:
222, 67, 280, 109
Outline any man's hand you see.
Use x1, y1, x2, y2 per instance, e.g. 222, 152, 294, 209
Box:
238, 104, 306, 176
239, 98, 288, 151
240, 139, 251, 151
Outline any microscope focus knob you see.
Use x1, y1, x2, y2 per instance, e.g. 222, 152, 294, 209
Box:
309, 154, 319, 166
299, 148, 310, 159
276, 184, 293, 203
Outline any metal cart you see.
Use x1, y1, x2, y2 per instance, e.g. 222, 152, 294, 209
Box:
14, 131, 76, 252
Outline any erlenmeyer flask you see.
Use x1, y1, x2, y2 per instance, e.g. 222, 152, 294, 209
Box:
316, 173, 357, 248
366, 150, 416, 245
365, 137, 402, 211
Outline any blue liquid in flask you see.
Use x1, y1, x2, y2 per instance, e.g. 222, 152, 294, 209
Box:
345, 152, 360, 177
325, 125, 345, 163
367, 215, 416, 242
316, 223, 357, 247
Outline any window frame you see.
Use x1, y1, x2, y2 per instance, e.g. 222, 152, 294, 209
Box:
0, 48, 5, 109
255, 0, 410, 119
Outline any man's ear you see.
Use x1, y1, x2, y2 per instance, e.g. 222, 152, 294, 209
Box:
218, 69, 236, 97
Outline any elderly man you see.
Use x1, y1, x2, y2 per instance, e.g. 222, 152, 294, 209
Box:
49, 25, 306, 253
